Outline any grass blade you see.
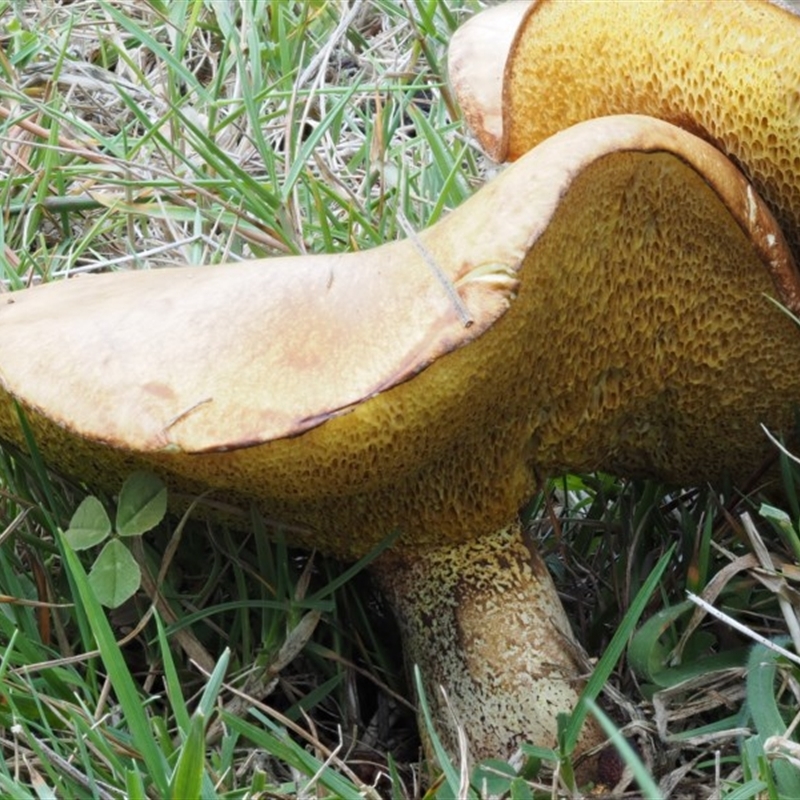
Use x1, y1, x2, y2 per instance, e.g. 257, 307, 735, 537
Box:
59, 534, 169, 796
564, 544, 677, 752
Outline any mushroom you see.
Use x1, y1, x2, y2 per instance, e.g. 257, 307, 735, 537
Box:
2, 115, 800, 775
448, 0, 800, 261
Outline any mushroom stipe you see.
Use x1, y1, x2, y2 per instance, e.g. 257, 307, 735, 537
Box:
1, 115, 800, 777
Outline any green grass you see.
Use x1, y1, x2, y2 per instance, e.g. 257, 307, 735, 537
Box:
0, 1, 799, 797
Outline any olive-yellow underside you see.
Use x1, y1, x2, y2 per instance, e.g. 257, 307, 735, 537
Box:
0, 116, 798, 560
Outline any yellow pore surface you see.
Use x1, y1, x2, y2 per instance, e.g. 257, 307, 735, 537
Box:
507, 0, 800, 258
3, 150, 800, 559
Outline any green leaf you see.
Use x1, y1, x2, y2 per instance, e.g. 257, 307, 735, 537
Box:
746, 642, 792, 736
169, 711, 210, 800
563, 544, 677, 753
413, 665, 477, 799
155, 615, 191, 735
760, 501, 800, 563
222, 713, 367, 799
471, 759, 516, 797
59, 535, 170, 795
64, 496, 112, 550
720, 779, 769, 800
759, 503, 794, 530
519, 743, 558, 762
586, 699, 663, 798
627, 600, 693, 683
745, 641, 800, 798
124, 768, 148, 800
280, 82, 360, 203
509, 777, 535, 800
116, 472, 167, 536
88, 540, 141, 608
196, 648, 230, 720
166, 651, 229, 800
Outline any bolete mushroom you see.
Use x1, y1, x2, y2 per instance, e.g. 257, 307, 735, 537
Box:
1, 115, 800, 773
448, 0, 800, 260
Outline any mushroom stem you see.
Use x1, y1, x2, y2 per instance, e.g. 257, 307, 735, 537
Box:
372, 522, 604, 772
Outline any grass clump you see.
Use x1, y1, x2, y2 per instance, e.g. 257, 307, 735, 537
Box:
0, 1, 800, 798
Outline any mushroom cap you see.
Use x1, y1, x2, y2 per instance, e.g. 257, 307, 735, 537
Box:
1, 115, 799, 559
448, 0, 800, 260
1, 243, 515, 454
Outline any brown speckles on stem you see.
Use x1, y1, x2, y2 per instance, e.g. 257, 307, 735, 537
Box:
372, 523, 603, 773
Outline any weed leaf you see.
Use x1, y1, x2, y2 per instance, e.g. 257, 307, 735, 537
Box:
116, 472, 167, 536
64, 496, 111, 550
88, 539, 141, 608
